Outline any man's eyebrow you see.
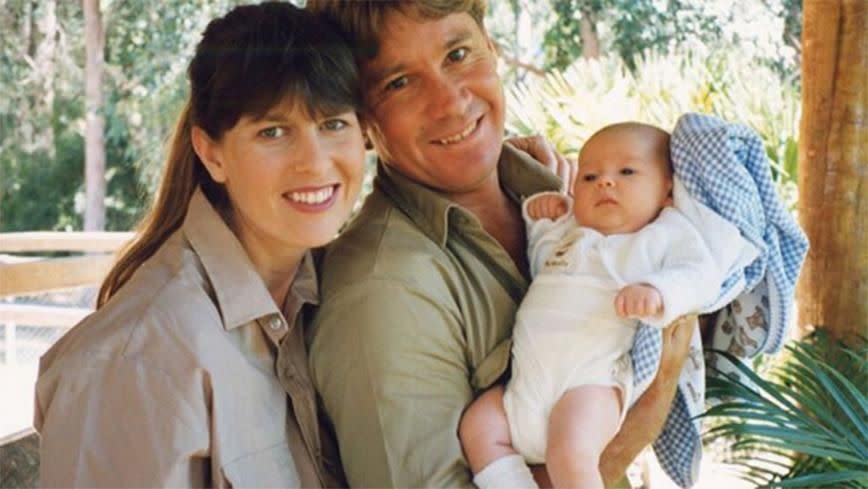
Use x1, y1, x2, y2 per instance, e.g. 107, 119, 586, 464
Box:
366, 28, 476, 86
367, 62, 407, 88
444, 30, 473, 51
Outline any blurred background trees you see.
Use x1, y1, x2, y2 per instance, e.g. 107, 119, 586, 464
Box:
0, 0, 801, 233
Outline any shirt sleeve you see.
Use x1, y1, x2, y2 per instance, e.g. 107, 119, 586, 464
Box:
522, 191, 575, 278
309, 278, 474, 489
636, 209, 724, 327
35, 355, 211, 487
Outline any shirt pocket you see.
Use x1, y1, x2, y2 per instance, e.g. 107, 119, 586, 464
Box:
221, 441, 300, 488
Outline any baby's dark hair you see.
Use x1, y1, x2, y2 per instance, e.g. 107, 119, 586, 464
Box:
582, 122, 672, 175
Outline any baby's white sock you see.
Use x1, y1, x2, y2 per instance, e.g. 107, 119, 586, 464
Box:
473, 454, 539, 489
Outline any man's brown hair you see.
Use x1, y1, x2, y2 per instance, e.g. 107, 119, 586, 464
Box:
306, 0, 488, 60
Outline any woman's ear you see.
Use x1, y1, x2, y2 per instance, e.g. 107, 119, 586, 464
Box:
191, 126, 227, 183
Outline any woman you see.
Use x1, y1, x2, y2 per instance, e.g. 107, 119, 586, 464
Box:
33, 3, 364, 487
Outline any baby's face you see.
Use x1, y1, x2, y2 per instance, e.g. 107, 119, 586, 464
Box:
572, 131, 673, 235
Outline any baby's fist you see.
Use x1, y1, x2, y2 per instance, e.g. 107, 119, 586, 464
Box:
615, 284, 664, 319
527, 194, 569, 221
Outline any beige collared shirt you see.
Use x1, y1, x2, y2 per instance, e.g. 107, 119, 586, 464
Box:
34, 189, 330, 488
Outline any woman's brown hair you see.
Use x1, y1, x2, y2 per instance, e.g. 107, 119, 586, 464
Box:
97, 1, 361, 307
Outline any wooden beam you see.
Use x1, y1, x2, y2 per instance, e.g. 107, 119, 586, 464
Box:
0, 304, 92, 327
0, 232, 133, 253
0, 255, 114, 297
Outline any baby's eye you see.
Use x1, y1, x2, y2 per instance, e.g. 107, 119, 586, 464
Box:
620, 168, 636, 175
582, 174, 597, 182
385, 76, 408, 92
446, 47, 468, 63
259, 127, 285, 139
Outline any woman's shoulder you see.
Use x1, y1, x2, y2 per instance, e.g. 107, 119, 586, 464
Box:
38, 238, 224, 379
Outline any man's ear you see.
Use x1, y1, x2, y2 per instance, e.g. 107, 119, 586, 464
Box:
485, 33, 498, 56
191, 126, 227, 184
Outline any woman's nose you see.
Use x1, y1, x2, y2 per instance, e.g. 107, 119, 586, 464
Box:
292, 131, 328, 173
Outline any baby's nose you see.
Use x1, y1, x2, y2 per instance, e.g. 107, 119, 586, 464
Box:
597, 176, 615, 187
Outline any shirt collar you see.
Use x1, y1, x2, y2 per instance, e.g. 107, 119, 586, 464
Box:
182, 188, 319, 330
375, 144, 562, 246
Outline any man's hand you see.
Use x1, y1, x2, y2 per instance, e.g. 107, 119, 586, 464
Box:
526, 194, 569, 221
505, 135, 576, 193
615, 284, 663, 319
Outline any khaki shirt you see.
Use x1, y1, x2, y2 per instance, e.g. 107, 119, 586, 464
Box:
34, 189, 333, 488
309, 146, 561, 488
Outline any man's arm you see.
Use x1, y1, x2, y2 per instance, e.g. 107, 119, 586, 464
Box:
309, 279, 475, 488
599, 315, 694, 486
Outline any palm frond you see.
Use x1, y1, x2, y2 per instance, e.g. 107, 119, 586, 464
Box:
703, 331, 868, 488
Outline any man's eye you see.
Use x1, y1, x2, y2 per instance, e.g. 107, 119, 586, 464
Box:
321, 119, 348, 131
385, 76, 408, 91
620, 168, 635, 175
259, 127, 285, 138
582, 174, 597, 182
447, 47, 468, 63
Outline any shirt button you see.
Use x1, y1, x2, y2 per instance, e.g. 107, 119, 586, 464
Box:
268, 315, 284, 330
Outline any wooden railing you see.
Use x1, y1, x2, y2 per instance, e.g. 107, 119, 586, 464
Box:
0, 231, 133, 361
0, 232, 133, 298
0, 232, 134, 477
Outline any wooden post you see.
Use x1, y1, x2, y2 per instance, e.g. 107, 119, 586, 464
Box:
797, 0, 868, 340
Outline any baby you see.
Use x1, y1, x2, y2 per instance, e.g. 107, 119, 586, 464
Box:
459, 122, 722, 488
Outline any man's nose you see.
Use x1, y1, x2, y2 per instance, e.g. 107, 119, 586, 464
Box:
426, 72, 470, 119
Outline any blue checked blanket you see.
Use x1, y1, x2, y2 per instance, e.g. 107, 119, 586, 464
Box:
628, 113, 809, 487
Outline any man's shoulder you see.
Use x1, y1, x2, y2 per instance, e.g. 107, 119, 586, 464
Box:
320, 191, 450, 298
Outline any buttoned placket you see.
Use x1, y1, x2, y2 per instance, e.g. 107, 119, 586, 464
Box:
274, 304, 323, 486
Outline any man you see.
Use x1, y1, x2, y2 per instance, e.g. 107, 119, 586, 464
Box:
305, 1, 693, 487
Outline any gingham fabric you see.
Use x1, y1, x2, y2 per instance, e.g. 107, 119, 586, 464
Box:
628, 113, 809, 488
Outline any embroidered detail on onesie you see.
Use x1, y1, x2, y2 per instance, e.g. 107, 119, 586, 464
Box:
543, 227, 584, 272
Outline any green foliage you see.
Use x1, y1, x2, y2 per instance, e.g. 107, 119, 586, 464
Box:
703, 332, 868, 488
1, 0, 800, 232
542, 0, 723, 71
505, 49, 801, 208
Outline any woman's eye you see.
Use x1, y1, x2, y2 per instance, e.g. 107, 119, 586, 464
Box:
620, 168, 635, 175
259, 127, 285, 139
447, 47, 468, 63
385, 76, 408, 92
321, 119, 348, 131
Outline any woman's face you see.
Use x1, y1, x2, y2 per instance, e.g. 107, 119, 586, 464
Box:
194, 97, 366, 262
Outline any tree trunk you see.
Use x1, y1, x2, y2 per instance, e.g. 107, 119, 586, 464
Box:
797, 0, 867, 340
579, 7, 600, 59
33, 0, 56, 158
83, 0, 106, 231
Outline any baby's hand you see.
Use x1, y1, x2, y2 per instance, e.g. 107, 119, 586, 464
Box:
615, 284, 664, 319
527, 194, 569, 221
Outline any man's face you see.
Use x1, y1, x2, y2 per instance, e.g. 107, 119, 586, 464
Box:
361, 9, 505, 196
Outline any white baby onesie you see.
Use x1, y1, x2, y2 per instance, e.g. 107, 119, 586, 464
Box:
503, 193, 723, 463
